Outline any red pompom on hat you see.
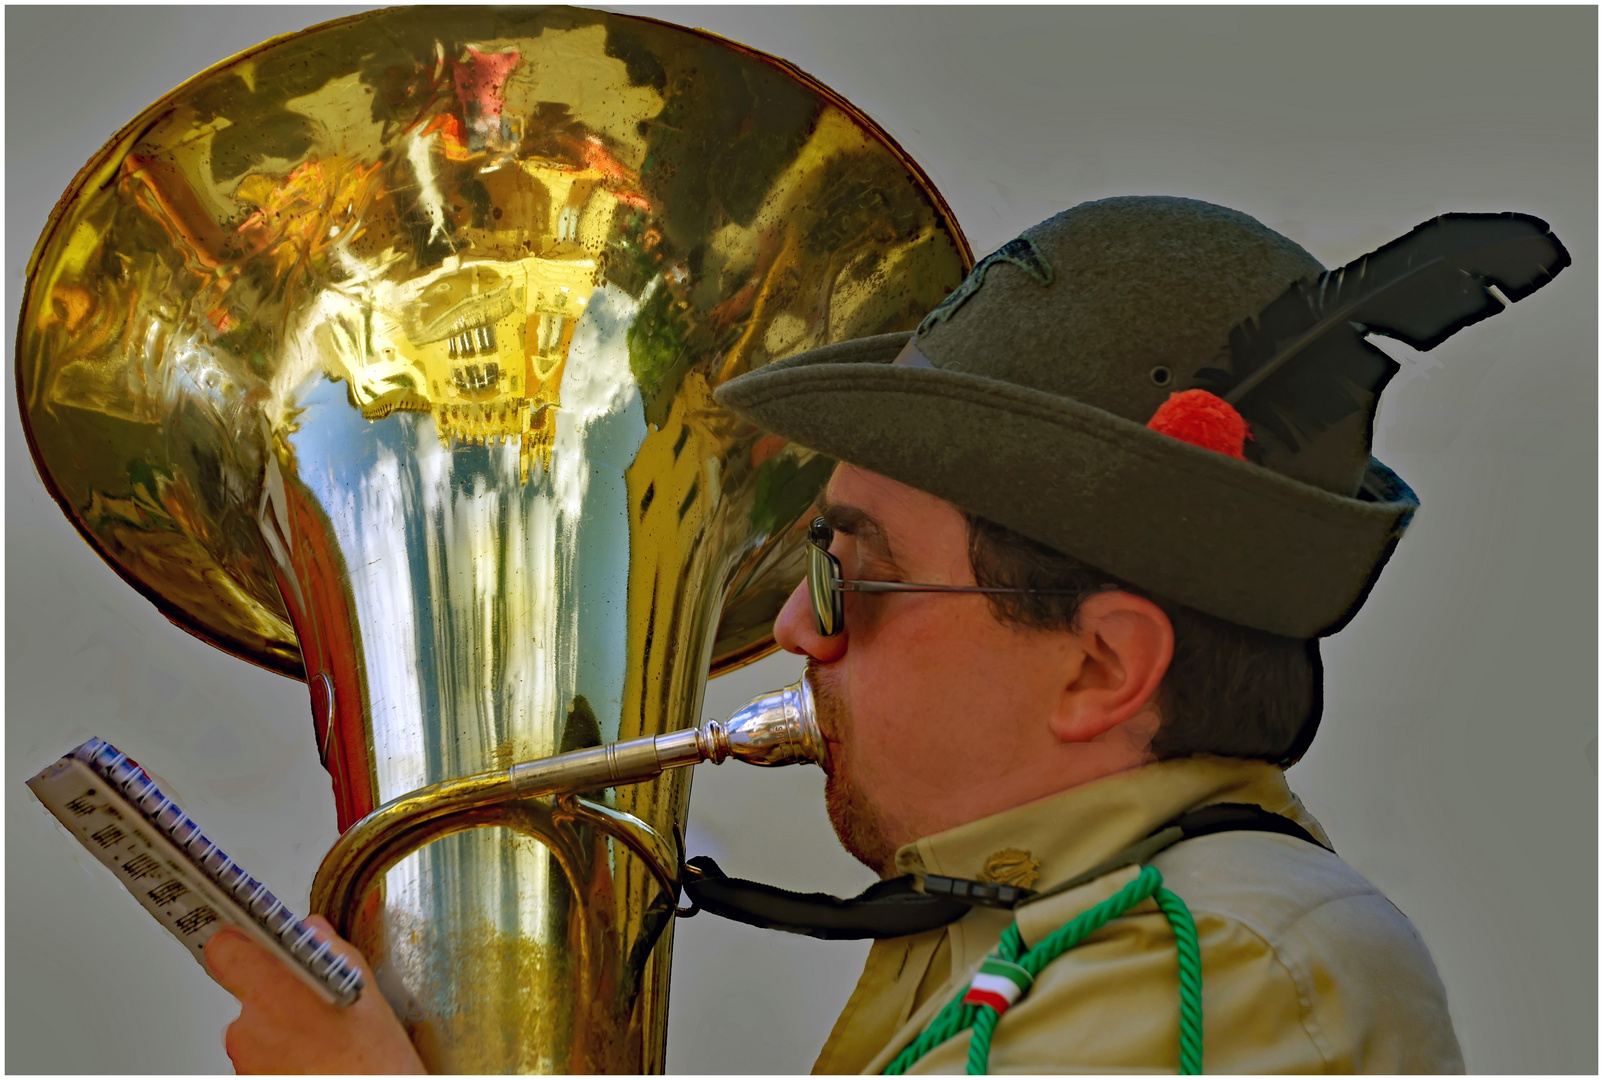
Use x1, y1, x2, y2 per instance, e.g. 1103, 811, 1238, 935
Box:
1146, 389, 1251, 460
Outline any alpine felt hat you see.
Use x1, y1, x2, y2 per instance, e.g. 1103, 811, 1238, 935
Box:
715, 196, 1421, 639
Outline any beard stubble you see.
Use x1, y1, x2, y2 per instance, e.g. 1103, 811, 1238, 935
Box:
808, 660, 899, 877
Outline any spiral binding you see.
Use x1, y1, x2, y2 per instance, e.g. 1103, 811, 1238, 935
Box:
70, 737, 364, 1005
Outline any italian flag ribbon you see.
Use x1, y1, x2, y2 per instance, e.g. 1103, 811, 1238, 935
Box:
961, 956, 1034, 1015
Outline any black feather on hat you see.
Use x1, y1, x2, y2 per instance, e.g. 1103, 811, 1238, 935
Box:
715, 197, 1568, 638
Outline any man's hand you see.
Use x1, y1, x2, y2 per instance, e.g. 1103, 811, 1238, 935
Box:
205, 915, 426, 1075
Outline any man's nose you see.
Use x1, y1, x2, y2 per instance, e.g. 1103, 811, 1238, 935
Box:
773, 579, 847, 663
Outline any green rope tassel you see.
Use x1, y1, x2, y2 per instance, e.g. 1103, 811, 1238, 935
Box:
883, 864, 1204, 1076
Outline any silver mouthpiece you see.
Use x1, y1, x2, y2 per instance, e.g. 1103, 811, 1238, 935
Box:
697, 675, 824, 768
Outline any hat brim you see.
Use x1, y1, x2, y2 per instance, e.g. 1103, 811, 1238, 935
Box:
717, 332, 1416, 638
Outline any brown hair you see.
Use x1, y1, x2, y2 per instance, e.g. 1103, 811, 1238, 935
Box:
964, 513, 1320, 762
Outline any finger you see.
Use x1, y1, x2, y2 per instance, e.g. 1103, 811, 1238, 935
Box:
204, 926, 316, 1004
204, 926, 268, 990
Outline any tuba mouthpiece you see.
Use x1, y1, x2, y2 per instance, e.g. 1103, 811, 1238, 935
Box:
699, 675, 825, 769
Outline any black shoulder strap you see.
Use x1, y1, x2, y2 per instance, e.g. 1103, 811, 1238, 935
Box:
680, 803, 1329, 940
1014, 802, 1331, 911
1168, 802, 1329, 850
679, 855, 972, 940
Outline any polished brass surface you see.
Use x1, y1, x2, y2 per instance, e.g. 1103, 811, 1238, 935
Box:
17, 6, 968, 1073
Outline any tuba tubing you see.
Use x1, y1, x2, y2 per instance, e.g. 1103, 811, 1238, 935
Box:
313, 677, 822, 939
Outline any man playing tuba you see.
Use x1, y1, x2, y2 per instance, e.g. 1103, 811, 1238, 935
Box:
209, 195, 1568, 1072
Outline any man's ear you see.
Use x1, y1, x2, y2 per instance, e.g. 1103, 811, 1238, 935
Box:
1049, 591, 1174, 744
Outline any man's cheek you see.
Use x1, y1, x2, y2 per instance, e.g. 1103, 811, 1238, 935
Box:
853, 683, 983, 795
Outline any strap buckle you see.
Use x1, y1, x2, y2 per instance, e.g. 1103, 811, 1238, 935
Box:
920, 874, 1035, 909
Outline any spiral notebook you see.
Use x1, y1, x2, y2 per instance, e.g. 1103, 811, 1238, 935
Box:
26, 737, 363, 1008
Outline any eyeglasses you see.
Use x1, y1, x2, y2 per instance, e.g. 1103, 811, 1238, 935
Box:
806, 516, 1098, 637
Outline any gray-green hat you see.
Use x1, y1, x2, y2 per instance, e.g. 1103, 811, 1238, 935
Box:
715, 196, 1417, 638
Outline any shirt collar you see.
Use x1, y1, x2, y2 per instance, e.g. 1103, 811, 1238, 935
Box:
892, 754, 1328, 893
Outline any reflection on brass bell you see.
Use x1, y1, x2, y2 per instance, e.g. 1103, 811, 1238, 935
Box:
16, 6, 969, 1073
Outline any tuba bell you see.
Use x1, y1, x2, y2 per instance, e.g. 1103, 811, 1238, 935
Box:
17, 6, 969, 1073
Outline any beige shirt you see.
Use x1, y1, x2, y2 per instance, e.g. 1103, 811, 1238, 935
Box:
812, 756, 1464, 1074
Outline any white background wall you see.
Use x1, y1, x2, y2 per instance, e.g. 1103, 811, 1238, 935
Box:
6, 6, 1595, 1074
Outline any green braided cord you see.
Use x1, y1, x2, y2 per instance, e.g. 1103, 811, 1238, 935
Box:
882, 994, 975, 1075
965, 1001, 1001, 1074
886, 868, 1207, 1075
1154, 887, 1204, 1075
883, 926, 1023, 1075
964, 866, 1166, 1075
1016, 865, 1164, 981
885, 867, 1163, 1076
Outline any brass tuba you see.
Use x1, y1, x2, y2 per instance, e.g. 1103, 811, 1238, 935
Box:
16, 6, 968, 1073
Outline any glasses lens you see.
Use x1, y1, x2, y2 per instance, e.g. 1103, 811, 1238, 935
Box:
807, 519, 843, 637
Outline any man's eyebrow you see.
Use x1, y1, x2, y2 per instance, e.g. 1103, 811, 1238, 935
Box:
817, 496, 896, 564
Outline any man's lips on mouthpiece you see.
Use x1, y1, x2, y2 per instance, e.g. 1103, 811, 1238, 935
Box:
803, 664, 840, 771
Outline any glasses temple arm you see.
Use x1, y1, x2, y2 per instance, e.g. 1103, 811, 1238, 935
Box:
839, 581, 1084, 596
